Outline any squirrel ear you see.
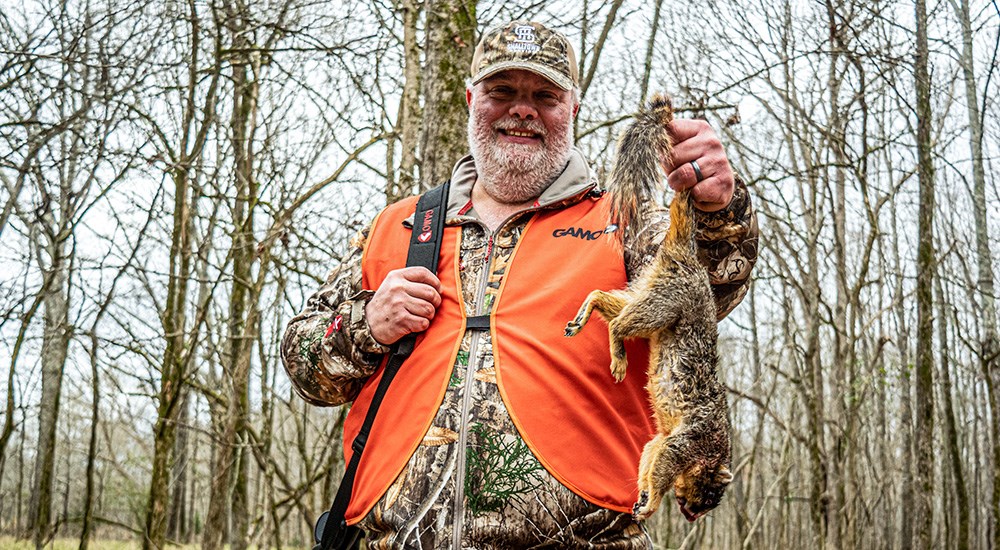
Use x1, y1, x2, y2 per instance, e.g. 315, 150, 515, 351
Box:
717, 466, 734, 484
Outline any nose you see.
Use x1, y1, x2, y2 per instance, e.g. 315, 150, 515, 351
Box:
508, 100, 538, 120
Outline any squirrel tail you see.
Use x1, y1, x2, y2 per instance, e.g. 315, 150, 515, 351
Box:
663, 188, 696, 256
606, 94, 674, 248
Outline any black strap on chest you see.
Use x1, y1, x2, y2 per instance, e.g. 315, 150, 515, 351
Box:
465, 315, 490, 330
314, 181, 450, 550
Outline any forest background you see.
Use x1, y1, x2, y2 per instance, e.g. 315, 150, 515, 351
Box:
1, 0, 999, 549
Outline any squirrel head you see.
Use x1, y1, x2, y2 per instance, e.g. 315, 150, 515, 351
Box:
673, 463, 733, 522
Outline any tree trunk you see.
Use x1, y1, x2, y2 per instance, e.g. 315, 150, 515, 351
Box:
28, 230, 72, 550
144, 168, 196, 550
825, 4, 848, 546
893, 193, 915, 550
0, 279, 47, 490
142, 3, 220, 546
388, 0, 423, 203
913, 0, 936, 544
203, 5, 260, 547
953, 0, 1000, 544
937, 274, 969, 549
17, 417, 27, 533
167, 393, 190, 543
79, 330, 101, 550
638, 0, 664, 106
418, 0, 476, 188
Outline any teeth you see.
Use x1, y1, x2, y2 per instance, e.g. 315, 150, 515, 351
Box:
506, 130, 535, 137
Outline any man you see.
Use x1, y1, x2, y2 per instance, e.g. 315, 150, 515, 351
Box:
282, 20, 757, 549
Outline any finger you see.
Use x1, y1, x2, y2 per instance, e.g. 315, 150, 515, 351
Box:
666, 162, 695, 191
687, 176, 732, 212
393, 315, 431, 340
667, 119, 712, 147
667, 158, 715, 191
404, 298, 437, 320
399, 266, 442, 290
401, 313, 431, 333
405, 283, 442, 307
668, 135, 717, 167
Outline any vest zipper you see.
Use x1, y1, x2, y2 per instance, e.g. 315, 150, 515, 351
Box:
453, 204, 549, 546
452, 228, 494, 549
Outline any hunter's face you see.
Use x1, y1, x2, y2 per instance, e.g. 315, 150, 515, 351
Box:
466, 69, 577, 203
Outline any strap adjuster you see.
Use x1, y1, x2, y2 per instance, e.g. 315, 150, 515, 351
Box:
351, 433, 368, 454
466, 315, 490, 330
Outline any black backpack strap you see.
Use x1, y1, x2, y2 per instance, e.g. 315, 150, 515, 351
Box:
405, 182, 449, 270
315, 181, 450, 550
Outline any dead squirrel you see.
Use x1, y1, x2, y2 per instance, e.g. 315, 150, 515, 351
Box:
564, 94, 733, 522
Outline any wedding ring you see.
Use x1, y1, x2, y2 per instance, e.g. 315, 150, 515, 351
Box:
691, 160, 705, 182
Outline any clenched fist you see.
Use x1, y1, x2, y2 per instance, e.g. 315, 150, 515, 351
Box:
663, 119, 735, 212
365, 267, 442, 345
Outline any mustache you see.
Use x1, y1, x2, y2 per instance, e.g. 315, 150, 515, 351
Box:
492, 118, 547, 136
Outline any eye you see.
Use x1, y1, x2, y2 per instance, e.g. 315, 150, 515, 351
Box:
489, 86, 514, 98
536, 90, 561, 105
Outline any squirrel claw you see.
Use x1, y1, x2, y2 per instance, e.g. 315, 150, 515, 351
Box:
564, 322, 581, 337
633, 491, 652, 521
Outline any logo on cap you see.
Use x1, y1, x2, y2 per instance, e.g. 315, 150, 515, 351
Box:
513, 25, 536, 43
508, 24, 540, 54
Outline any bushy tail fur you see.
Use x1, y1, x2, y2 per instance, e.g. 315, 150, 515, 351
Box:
606, 94, 674, 248
663, 188, 697, 259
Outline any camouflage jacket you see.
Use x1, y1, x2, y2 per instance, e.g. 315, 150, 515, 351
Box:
281, 150, 758, 549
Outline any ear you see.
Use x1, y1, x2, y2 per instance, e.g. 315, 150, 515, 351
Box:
572, 103, 580, 118
466, 88, 473, 107
717, 466, 734, 484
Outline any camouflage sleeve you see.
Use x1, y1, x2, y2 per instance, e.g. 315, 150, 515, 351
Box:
623, 177, 758, 320
280, 225, 390, 407
622, 204, 669, 280
693, 177, 758, 319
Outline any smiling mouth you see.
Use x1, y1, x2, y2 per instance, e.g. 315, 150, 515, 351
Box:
499, 128, 541, 139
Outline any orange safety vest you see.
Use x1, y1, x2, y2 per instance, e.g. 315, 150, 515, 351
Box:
343, 192, 654, 523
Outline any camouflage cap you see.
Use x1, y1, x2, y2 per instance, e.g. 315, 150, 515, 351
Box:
470, 21, 579, 91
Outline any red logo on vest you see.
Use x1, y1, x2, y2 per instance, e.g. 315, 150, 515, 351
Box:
417, 209, 434, 242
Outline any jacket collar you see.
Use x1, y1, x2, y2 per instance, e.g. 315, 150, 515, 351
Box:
446, 147, 598, 220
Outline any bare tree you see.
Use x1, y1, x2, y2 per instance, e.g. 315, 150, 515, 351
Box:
419, 0, 477, 188
2, 3, 135, 545
951, 0, 1000, 545
202, 2, 273, 547
140, 1, 224, 546
388, 0, 424, 203
913, 0, 937, 545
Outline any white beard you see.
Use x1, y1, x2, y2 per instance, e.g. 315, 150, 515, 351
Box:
467, 105, 574, 204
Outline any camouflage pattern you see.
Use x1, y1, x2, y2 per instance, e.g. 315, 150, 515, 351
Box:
471, 21, 579, 91
693, 181, 758, 319
280, 152, 758, 548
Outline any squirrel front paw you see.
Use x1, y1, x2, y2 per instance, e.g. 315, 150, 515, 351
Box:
633, 490, 655, 521
564, 321, 582, 337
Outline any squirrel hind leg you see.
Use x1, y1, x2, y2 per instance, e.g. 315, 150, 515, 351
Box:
608, 326, 628, 382
611, 292, 680, 339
